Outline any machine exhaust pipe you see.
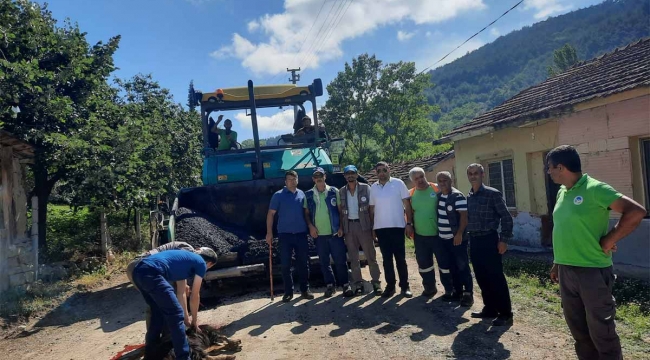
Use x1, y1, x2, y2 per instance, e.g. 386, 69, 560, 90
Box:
248, 80, 264, 179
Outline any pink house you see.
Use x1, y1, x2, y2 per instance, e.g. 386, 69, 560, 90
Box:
436, 38, 650, 274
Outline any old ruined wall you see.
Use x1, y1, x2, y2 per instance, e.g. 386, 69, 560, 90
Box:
0, 149, 35, 291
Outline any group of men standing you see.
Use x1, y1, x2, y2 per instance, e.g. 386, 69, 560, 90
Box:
263, 159, 515, 328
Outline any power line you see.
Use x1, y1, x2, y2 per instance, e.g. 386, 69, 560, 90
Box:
295, 0, 344, 71
418, 0, 525, 75
302, 0, 353, 73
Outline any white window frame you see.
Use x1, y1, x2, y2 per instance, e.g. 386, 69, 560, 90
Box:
641, 138, 650, 212
487, 158, 516, 208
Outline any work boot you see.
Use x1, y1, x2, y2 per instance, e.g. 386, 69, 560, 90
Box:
442, 291, 461, 301
470, 309, 498, 319
282, 294, 293, 303
324, 285, 336, 298
401, 286, 413, 298
421, 285, 437, 298
343, 284, 354, 297
382, 285, 396, 298
492, 314, 514, 326
460, 292, 474, 307
372, 282, 383, 296
301, 290, 315, 299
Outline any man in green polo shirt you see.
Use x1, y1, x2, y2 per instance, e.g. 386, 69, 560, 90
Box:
546, 145, 646, 360
408, 166, 440, 298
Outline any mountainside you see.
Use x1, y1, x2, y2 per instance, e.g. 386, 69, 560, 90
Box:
427, 0, 650, 134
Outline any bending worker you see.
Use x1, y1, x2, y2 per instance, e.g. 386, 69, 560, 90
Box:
132, 248, 218, 360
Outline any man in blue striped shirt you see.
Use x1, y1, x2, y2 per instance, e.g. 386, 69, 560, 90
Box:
434, 171, 473, 307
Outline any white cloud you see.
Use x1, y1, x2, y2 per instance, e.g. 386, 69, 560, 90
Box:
397, 30, 416, 42
412, 33, 485, 72
247, 20, 260, 32
524, 0, 573, 19
425, 31, 432, 37
210, 0, 487, 76
234, 109, 296, 133
490, 27, 500, 37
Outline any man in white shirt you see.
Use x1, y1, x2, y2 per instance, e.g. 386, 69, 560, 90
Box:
369, 161, 415, 298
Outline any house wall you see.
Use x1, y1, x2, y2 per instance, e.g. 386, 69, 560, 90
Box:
453, 120, 559, 246
453, 90, 649, 252
0, 146, 36, 293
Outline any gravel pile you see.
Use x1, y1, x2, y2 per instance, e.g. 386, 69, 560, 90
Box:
175, 207, 248, 256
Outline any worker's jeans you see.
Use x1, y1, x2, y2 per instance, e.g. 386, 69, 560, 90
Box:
432, 236, 473, 295
279, 232, 310, 295
315, 235, 349, 286
132, 262, 189, 360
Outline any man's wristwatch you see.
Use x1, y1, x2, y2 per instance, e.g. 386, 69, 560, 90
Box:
406, 222, 413, 226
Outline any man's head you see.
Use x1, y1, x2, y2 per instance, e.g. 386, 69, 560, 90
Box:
436, 171, 453, 194
375, 161, 390, 182
196, 247, 218, 269
224, 119, 232, 130
312, 167, 327, 189
285, 170, 299, 190
466, 163, 485, 187
546, 145, 582, 185
343, 165, 358, 183
302, 116, 312, 127
409, 167, 428, 190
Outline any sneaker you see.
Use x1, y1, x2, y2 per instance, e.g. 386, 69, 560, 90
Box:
324, 285, 336, 298
492, 314, 513, 326
372, 282, 383, 296
354, 284, 365, 296
282, 294, 293, 303
301, 290, 315, 300
343, 284, 354, 297
442, 291, 462, 301
381, 286, 396, 298
460, 292, 474, 307
401, 287, 413, 298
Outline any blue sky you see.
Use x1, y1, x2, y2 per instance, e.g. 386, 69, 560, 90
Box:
40, 0, 604, 141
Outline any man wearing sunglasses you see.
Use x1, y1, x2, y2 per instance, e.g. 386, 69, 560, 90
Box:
339, 165, 382, 296
369, 161, 414, 298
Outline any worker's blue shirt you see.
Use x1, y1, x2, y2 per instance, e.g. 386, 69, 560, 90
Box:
140, 250, 207, 282
270, 187, 308, 234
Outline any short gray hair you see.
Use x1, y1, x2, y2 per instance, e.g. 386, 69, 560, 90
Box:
409, 167, 426, 180
196, 247, 218, 265
436, 171, 452, 181
467, 163, 484, 173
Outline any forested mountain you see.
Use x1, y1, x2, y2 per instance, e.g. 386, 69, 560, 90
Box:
427, 0, 650, 134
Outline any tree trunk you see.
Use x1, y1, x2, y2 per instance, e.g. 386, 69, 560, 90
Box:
32, 154, 59, 252
126, 207, 132, 233
100, 209, 114, 262
135, 208, 141, 246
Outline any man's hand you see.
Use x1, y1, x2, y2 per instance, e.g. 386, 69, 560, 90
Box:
309, 224, 319, 239
372, 230, 377, 241
497, 241, 508, 254
266, 233, 273, 246
337, 227, 343, 237
218, 114, 224, 120
453, 233, 462, 246
600, 237, 618, 255
405, 224, 414, 239
550, 264, 559, 283
184, 317, 191, 328
191, 321, 202, 333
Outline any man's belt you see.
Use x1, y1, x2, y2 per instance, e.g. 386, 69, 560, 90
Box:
348, 219, 360, 222
467, 230, 496, 237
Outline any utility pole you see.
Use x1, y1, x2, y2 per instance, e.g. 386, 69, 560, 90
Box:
287, 68, 301, 120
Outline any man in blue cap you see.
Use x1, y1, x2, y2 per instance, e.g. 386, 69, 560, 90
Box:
339, 165, 383, 296
304, 167, 351, 297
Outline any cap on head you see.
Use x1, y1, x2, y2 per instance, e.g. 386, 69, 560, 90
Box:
343, 165, 358, 174
313, 167, 326, 176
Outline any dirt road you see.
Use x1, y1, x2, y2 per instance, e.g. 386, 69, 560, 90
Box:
0, 254, 577, 360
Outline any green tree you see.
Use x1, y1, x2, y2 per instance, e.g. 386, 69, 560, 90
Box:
319, 54, 383, 170
0, 0, 120, 249
547, 43, 579, 76
375, 61, 438, 162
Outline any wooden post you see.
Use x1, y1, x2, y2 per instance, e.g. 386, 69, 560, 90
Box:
135, 208, 141, 246
1, 145, 15, 292
31, 196, 39, 281
100, 209, 114, 262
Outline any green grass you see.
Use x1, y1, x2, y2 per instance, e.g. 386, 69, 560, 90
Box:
502, 256, 650, 358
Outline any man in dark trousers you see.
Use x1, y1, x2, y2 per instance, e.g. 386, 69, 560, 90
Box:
339, 164, 382, 296
466, 163, 513, 326
547, 145, 646, 360
266, 170, 315, 302
369, 161, 414, 298
435, 171, 473, 307
303, 167, 350, 297
132, 248, 217, 360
